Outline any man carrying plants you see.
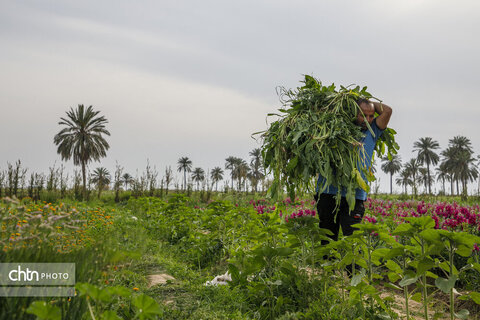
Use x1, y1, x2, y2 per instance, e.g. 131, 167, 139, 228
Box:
315, 99, 392, 246
261, 75, 398, 262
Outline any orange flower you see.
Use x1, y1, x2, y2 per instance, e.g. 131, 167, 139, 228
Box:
133, 287, 139, 291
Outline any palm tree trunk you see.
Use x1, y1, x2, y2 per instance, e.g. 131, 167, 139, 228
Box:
390, 173, 393, 194
81, 161, 87, 200
427, 162, 431, 194
478, 176, 480, 196
183, 170, 186, 191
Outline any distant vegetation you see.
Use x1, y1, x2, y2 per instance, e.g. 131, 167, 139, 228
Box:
0, 104, 478, 203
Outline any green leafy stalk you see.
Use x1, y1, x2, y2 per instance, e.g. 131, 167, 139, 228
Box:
258, 75, 399, 210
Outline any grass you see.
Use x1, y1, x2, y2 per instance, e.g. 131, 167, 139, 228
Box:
2, 191, 480, 319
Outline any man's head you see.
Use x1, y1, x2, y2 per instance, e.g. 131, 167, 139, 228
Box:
355, 98, 375, 130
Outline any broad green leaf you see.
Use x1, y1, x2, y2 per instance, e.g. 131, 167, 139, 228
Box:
399, 274, 418, 287
100, 311, 122, 320
387, 272, 401, 283
349, 288, 360, 303
456, 245, 472, 257
26, 301, 61, 320
419, 229, 441, 243
339, 252, 354, 267
392, 223, 413, 236
384, 246, 407, 259
435, 275, 458, 294
350, 273, 364, 287
385, 260, 402, 274
473, 262, 480, 273
416, 257, 435, 274
411, 292, 422, 302
455, 309, 469, 320
469, 291, 480, 305
133, 294, 163, 320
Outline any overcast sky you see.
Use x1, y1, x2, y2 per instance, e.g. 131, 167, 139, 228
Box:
1, 0, 479, 194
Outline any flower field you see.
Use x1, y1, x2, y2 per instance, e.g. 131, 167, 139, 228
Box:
1, 194, 480, 319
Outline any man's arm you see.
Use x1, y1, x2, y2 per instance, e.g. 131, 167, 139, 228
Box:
371, 101, 392, 130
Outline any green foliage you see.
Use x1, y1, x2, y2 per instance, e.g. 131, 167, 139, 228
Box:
260, 75, 399, 210
132, 294, 164, 319
26, 301, 61, 320
5, 195, 480, 319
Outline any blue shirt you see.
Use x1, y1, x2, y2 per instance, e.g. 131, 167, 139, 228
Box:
316, 119, 384, 200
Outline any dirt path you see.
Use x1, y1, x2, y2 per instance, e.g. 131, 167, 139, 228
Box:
380, 291, 450, 320
147, 273, 175, 288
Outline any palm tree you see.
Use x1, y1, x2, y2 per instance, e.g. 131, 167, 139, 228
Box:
249, 148, 264, 192
191, 167, 205, 191
225, 156, 239, 191
450, 136, 473, 153
455, 151, 478, 197
90, 167, 111, 199
418, 167, 430, 194
121, 173, 134, 190
233, 159, 250, 192
436, 162, 450, 195
395, 169, 412, 194
54, 105, 110, 199
210, 167, 224, 191
413, 137, 440, 194
177, 157, 192, 191
404, 158, 420, 196
380, 154, 402, 194
442, 136, 475, 195
440, 146, 457, 195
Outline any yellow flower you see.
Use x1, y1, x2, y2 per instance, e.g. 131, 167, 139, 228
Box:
133, 287, 139, 291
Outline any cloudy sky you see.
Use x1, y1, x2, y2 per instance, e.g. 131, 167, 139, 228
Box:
1, 0, 479, 193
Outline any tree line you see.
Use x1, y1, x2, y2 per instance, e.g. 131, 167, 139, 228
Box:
0, 105, 267, 201
2, 104, 478, 202
380, 136, 479, 197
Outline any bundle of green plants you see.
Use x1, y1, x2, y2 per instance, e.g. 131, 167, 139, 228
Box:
259, 75, 399, 210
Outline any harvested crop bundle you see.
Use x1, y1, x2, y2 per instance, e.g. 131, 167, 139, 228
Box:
259, 75, 399, 210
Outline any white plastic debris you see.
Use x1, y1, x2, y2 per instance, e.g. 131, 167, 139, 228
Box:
205, 272, 231, 286
131, 216, 138, 221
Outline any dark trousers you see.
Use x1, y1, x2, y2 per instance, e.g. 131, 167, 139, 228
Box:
317, 193, 365, 244
317, 193, 365, 275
